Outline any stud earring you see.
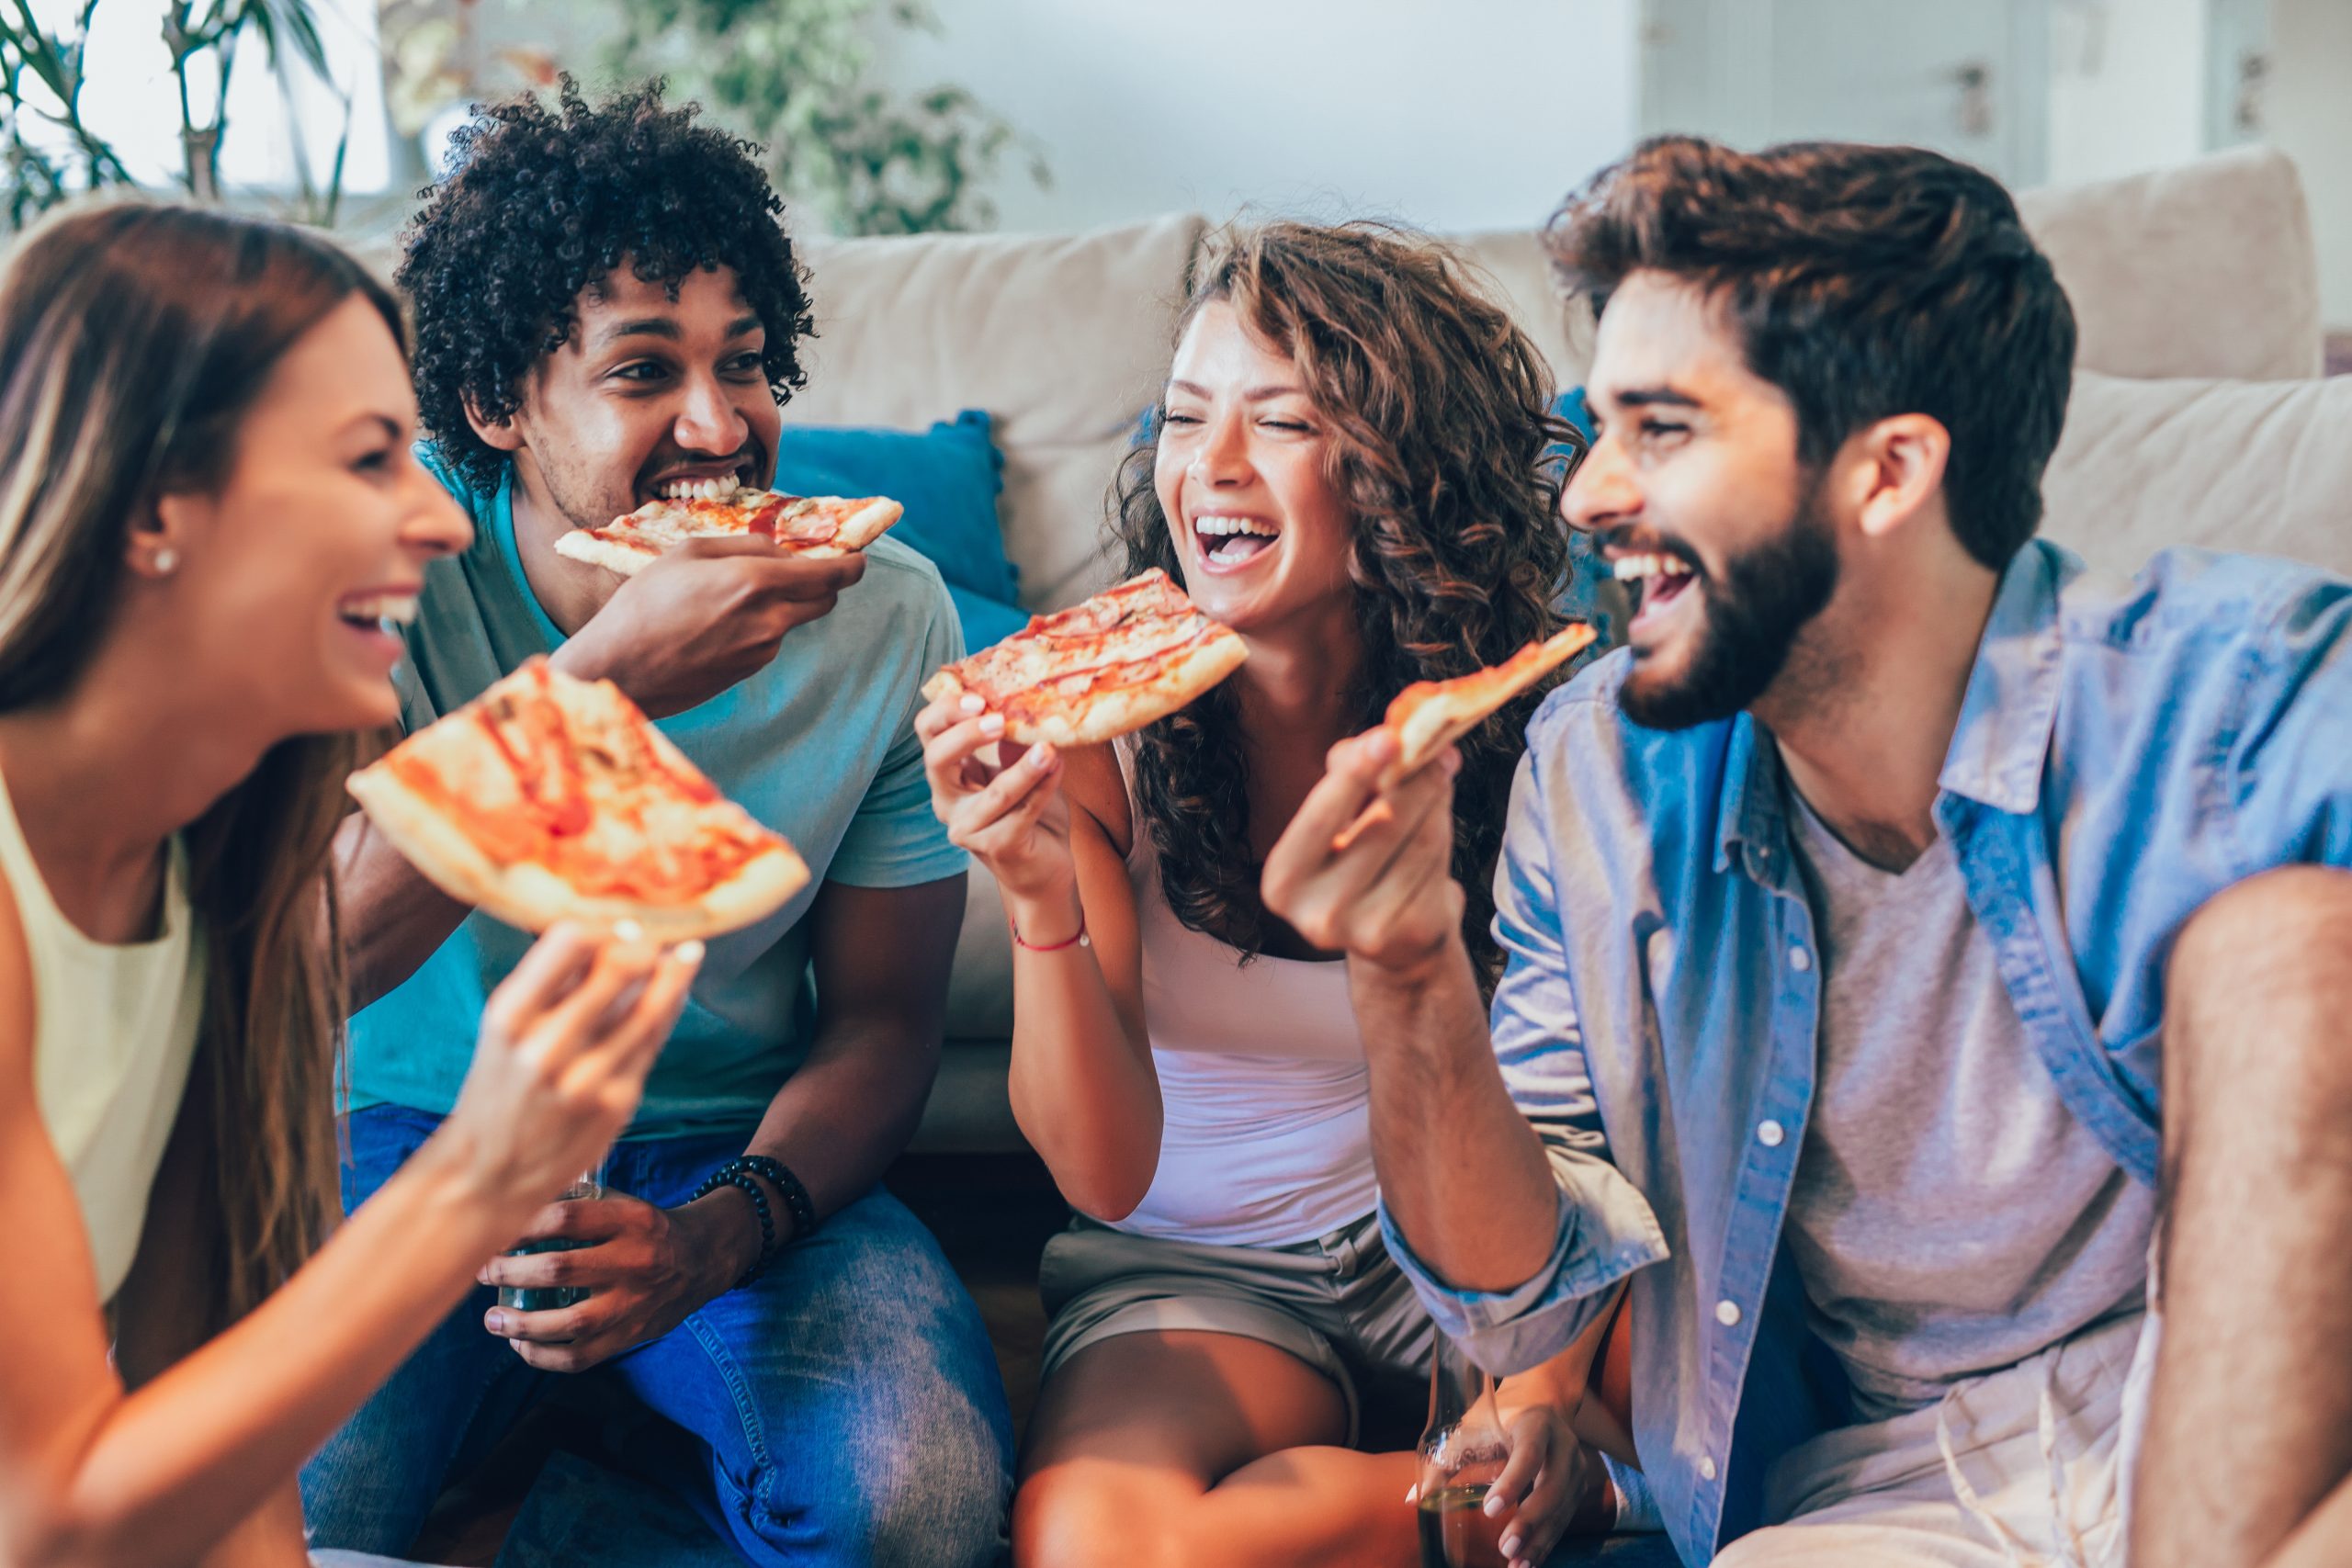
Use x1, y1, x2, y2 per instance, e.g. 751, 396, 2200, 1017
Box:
153, 547, 179, 575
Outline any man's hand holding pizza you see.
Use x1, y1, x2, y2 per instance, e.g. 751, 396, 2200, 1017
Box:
1261, 728, 1466, 980
553, 536, 866, 719
474, 1184, 765, 1372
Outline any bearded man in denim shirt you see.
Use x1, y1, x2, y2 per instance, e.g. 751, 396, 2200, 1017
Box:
1264, 136, 2352, 1567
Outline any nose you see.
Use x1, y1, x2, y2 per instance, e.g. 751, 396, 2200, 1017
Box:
675, 370, 750, 457
1187, 406, 1255, 489
1562, 429, 1640, 536
401, 469, 472, 560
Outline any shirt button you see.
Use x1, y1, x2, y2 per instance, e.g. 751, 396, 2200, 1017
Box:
1788, 944, 1813, 973
1699, 1456, 1719, 1482
1716, 1299, 1742, 1327
1757, 1120, 1785, 1147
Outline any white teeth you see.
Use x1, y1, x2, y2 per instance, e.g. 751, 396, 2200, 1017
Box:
342, 593, 418, 626
662, 478, 741, 502
1194, 515, 1277, 538
1611, 553, 1691, 581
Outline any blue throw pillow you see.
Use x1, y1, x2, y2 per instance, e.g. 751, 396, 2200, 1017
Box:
775, 410, 1027, 648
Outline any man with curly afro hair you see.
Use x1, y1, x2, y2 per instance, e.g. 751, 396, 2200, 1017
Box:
302, 82, 1012, 1568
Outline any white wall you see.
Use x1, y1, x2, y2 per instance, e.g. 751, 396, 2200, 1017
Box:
865, 0, 1641, 236
2267, 0, 2352, 332
2044, 0, 2209, 186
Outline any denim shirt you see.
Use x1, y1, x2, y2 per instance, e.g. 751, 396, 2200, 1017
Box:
1380, 540, 2352, 1562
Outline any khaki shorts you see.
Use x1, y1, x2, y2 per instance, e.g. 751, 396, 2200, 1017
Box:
1037, 1211, 1436, 1447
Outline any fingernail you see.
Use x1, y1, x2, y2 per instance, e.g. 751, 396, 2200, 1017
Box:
978, 713, 1005, 737
1364, 732, 1396, 762
1500, 1532, 1521, 1553
1404, 1484, 1419, 1504
614, 919, 643, 943
959, 694, 985, 715
1031, 742, 1057, 768
485, 1310, 506, 1335
1485, 1494, 1506, 1517
674, 939, 706, 964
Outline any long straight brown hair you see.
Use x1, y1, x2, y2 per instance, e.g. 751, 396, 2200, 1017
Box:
0, 202, 401, 1320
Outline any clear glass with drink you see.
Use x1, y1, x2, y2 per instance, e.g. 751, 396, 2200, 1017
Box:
1417, 1329, 1512, 1568
496, 1159, 605, 1312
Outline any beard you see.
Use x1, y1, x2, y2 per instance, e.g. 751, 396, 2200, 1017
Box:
1617, 488, 1841, 731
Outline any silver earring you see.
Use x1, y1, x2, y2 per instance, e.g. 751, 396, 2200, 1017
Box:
153, 547, 178, 575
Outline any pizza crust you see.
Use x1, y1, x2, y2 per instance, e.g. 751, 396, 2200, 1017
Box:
552, 530, 661, 577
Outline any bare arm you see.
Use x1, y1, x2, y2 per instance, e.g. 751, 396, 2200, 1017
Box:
0, 896, 696, 1568
1262, 732, 1560, 1292
998, 748, 1162, 1221
916, 694, 1164, 1219
744, 873, 970, 1225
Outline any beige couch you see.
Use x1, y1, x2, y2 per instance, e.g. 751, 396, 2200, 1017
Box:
790, 145, 2350, 1153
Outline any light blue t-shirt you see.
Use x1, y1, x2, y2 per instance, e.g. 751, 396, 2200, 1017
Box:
347, 455, 967, 1138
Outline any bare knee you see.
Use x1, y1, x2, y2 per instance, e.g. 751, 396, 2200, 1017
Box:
1013, 1466, 1189, 1568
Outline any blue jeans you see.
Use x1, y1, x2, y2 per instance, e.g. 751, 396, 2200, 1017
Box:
301, 1105, 1013, 1567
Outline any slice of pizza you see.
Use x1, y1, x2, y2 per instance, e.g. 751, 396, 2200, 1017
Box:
1331, 623, 1598, 852
554, 481, 904, 577
345, 658, 808, 940
922, 569, 1249, 747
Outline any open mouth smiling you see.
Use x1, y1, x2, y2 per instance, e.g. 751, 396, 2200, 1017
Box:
1193, 513, 1280, 572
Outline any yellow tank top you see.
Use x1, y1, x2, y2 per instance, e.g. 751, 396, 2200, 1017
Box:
0, 766, 204, 1302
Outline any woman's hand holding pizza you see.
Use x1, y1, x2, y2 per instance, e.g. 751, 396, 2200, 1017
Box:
917, 690, 1076, 918
431, 922, 701, 1228
1261, 727, 1465, 977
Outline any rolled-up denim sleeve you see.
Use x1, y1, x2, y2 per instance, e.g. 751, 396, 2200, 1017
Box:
1381, 750, 1669, 1376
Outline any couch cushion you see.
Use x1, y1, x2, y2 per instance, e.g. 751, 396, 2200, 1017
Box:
787, 214, 1205, 609
2041, 369, 2352, 581
2017, 146, 2322, 383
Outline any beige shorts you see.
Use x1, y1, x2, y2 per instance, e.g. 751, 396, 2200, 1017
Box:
1037, 1211, 1436, 1447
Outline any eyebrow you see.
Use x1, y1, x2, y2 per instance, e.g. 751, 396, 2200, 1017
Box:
1604, 385, 1703, 411
1165, 379, 1308, 401
592, 313, 766, 351
341, 412, 403, 442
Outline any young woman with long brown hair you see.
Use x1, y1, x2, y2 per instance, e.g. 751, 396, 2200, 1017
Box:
0, 202, 700, 1568
921, 222, 1618, 1568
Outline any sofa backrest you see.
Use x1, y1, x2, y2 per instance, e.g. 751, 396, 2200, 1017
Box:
783, 148, 2327, 609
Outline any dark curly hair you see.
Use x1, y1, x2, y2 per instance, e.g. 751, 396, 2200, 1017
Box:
1117, 221, 1578, 990
398, 79, 814, 495
1544, 136, 2075, 570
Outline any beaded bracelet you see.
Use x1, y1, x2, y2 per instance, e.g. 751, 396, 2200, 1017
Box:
689, 1166, 775, 1290
734, 1154, 819, 1244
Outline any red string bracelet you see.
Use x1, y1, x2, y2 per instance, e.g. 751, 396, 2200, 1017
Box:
1010, 908, 1090, 952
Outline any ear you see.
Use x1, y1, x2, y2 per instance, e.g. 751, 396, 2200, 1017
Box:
125, 491, 205, 580
463, 389, 526, 455
1849, 414, 1951, 542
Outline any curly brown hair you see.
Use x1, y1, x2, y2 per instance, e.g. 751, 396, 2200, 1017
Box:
1115, 220, 1580, 989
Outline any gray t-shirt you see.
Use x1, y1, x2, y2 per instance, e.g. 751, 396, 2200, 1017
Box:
1782, 781, 2154, 1421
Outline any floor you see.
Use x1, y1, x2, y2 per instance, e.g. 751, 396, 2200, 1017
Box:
409, 1153, 1071, 1565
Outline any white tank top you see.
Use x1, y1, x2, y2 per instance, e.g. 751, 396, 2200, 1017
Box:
0, 765, 204, 1302
1111, 743, 1380, 1247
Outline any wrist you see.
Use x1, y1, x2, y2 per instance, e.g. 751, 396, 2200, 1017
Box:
404, 1126, 541, 1251
1005, 878, 1084, 948
1351, 921, 1464, 989
680, 1189, 763, 1299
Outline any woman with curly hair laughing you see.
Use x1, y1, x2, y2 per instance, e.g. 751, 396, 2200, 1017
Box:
922, 221, 1623, 1567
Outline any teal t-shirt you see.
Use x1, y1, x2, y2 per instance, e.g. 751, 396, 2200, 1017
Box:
347, 456, 968, 1138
